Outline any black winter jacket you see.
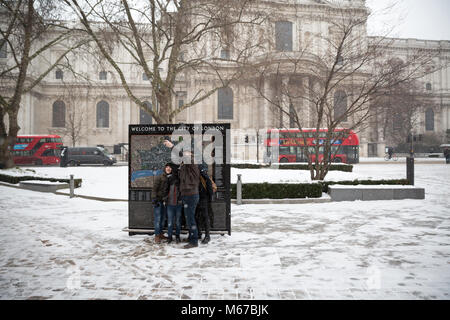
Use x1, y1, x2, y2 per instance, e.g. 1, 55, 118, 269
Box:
152, 173, 169, 203
165, 173, 181, 205
179, 162, 200, 196
199, 170, 213, 201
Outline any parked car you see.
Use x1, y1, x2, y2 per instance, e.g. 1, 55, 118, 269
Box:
65, 147, 116, 166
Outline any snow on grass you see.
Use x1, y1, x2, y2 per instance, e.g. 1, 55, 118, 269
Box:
1, 165, 128, 200
0, 162, 449, 299
1, 162, 447, 200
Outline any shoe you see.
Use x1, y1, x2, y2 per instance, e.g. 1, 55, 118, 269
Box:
155, 234, 161, 244
176, 236, 181, 244
201, 237, 210, 244
159, 233, 168, 240
183, 243, 198, 249
167, 237, 173, 244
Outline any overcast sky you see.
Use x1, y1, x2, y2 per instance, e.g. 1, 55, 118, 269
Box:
366, 0, 450, 41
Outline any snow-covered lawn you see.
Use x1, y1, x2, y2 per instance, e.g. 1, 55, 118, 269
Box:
0, 163, 449, 299
1, 161, 447, 199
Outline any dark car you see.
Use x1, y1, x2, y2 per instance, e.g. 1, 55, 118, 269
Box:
65, 147, 116, 166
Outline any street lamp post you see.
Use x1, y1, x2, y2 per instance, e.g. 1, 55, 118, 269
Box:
256, 130, 260, 163
407, 132, 415, 185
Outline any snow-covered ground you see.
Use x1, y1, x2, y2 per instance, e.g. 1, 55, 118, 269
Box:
0, 163, 449, 299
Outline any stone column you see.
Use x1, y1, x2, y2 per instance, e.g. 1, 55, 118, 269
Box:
279, 76, 290, 128
262, 78, 272, 129
302, 76, 311, 128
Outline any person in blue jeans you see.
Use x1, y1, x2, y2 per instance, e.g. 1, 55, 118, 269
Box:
152, 164, 170, 244
164, 163, 183, 244
152, 201, 166, 244
178, 152, 200, 249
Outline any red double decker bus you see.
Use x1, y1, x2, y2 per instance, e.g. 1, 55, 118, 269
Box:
13, 135, 63, 165
264, 128, 360, 164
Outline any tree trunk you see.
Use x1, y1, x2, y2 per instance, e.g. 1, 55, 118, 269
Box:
0, 108, 10, 169
0, 111, 20, 169
157, 90, 173, 124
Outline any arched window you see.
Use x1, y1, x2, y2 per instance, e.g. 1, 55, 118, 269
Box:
96, 100, 109, 128
140, 101, 153, 124
275, 21, 293, 52
218, 87, 233, 120
425, 108, 434, 131
334, 90, 347, 122
55, 69, 63, 80
177, 91, 187, 109
221, 49, 230, 60
52, 100, 66, 127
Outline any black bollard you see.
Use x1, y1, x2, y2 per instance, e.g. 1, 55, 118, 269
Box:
406, 157, 414, 185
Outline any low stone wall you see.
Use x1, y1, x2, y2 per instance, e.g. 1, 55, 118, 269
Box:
328, 185, 425, 202
19, 181, 69, 193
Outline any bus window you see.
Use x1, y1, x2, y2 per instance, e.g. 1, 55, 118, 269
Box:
331, 146, 341, 153
344, 146, 359, 161
308, 146, 324, 154
289, 146, 296, 154
296, 147, 307, 162
42, 149, 56, 157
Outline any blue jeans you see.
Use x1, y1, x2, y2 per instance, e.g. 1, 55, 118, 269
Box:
182, 194, 199, 245
153, 203, 166, 236
167, 204, 182, 238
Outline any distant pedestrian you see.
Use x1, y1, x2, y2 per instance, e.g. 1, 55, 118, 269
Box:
444, 148, 450, 164
178, 150, 200, 249
60, 146, 68, 167
388, 147, 393, 160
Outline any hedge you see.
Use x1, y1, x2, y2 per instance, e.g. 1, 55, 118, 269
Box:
231, 183, 323, 199
231, 163, 353, 172
0, 173, 82, 188
231, 179, 410, 200
231, 163, 269, 169
319, 179, 410, 193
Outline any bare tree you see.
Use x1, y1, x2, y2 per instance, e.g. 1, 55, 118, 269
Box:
64, 0, 267, 124
247, 3, 438, 180
48, 86, 89, 147
0, 0, 88, 168
373, 78, 435, 148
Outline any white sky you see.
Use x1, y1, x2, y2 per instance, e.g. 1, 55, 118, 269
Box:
366, 0, 450, 41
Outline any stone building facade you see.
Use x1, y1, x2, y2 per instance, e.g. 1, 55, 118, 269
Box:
2, 0, 449, 160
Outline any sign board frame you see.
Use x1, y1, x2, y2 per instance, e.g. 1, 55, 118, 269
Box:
127, 123, 231, 236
